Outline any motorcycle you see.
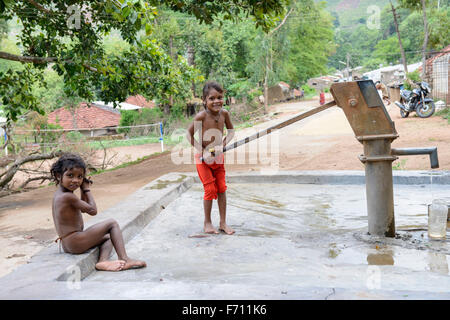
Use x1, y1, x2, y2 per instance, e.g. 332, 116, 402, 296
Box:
394, 81, 435, 118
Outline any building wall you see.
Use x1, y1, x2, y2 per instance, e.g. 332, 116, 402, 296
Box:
80, 128, 116, 137
388, 87, 401, 103
431, 55, 449, 107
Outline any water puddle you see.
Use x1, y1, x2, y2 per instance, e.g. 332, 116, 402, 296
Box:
367, 251, 395, 266
146, 174, 187, 190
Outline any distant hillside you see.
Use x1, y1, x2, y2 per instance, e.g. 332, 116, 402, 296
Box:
320, 0, 391, 27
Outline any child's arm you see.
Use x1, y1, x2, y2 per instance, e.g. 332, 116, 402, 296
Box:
80, 177, 92, 203
186, 112, 205, 153
222, 110, 235, 147
63, 192, 97, 216
79, 177, 97, 215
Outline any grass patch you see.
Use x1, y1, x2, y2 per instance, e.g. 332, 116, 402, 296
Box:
234, 121, 255, 129
435, 108, 450, 124
87, 136, 176, 150
304, 92, 317, 100
393, 159, 407, 170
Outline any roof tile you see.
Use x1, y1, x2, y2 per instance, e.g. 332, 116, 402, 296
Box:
48, 103, 121, 130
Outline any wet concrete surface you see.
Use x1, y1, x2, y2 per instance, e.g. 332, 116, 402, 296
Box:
84, 183, 450, 297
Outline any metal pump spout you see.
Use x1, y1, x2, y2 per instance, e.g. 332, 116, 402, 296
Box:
391, 147, 439, 169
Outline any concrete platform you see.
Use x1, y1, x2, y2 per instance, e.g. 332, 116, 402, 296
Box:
1, 171, 450, 299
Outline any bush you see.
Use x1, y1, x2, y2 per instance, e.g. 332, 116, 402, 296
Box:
248, 88, 263, 102
227, 80, 255, 102
404, 70, 421, 90
118, 108, 163, 135
65, 131, 84, 142
39, 123, 63, 144
435, 108, 450, 124
301, 84, 316, 97
167, 102, 185, 120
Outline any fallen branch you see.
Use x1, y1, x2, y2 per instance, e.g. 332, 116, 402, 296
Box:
18, 175, 52, 189
0, 52, 99, 72
24, 0, 53, 14
0, 150, 63, 189
0, 155, 17, 168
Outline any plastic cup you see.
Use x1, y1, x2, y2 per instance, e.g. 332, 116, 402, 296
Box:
428, 199, 448, 240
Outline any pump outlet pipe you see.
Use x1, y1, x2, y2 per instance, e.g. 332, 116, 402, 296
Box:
391, 147, 439, 169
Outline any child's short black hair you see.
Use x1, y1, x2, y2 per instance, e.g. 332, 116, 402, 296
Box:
50, 153, 87, 185
202, 81, 224, 101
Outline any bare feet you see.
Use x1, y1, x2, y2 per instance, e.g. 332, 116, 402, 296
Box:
219, 223, 235, 235
204, 222, 219, 234
122, 258, 147, 270
95, 260, 126, 272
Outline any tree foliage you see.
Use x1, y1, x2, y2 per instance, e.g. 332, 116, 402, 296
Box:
0, 0, 289, 123
274, 0, 335, 84
328, 0, 449, 71
152, 0, 290, 31
150, 0, 334, 97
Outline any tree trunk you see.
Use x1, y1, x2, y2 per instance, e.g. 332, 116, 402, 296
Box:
263, 8, 294, 114
391, 1, 408, 74
420, 0, 429, 79
186, 44, 196, 98
169, 36, 174, 108
164, 104, 170, 115
169, 36, 174, 59
264, 40, 269, 114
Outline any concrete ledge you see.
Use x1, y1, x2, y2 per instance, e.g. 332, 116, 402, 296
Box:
225, 170, 450, 185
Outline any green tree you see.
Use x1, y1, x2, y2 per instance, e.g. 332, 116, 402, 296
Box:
150, 8, 260, 98
156, 0, 289, 32
279, 1, 335, 84
428, 7, 450, 49
399, 11, 426, 62
399, 0, 431, 77
260, 0, 334, 86
0, 0, 289, 123
371, 36, 402, 65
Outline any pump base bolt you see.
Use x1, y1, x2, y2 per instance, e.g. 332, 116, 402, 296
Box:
349, 98, 358, 107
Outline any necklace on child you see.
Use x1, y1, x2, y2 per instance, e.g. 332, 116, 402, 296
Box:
207, 109, 221, 123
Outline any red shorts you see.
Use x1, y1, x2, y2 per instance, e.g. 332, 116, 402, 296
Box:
195, 153, 227, 200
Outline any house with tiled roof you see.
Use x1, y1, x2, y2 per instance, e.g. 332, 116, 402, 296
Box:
48, 103, 121, 137
278, 81, 290, 89
125, 95, 155, 109
419, 45, 450, 75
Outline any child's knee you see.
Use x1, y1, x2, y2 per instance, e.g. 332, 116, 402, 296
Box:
216, 176, 227, 194
217, 182, 227, 194
105, 218, 119, 228
203, 182, 218, 200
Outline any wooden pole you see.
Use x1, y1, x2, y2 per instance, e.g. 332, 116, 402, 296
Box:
391, 1, 408, 74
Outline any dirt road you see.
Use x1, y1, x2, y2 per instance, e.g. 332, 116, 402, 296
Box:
0, 96, 448, 278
